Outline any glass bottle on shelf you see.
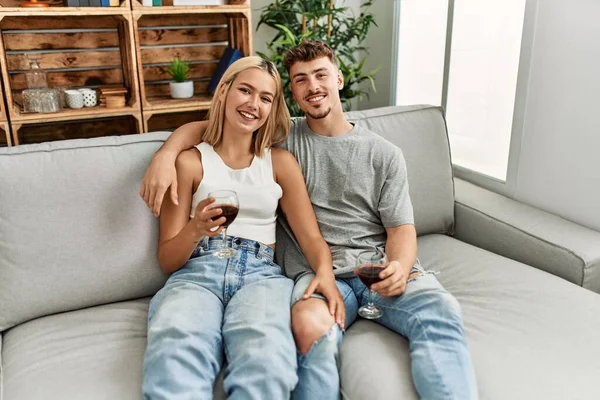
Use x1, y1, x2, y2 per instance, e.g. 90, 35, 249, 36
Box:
25, 59, 48, 89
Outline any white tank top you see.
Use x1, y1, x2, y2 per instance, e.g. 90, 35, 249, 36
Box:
190, 143, 283, 245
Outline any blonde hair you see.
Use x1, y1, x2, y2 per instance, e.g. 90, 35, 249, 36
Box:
202, 56, 290, 157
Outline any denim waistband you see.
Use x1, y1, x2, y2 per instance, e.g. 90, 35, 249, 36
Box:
199, 236, 274, 261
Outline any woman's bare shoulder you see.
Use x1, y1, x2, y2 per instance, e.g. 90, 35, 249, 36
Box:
270, 147, 295, 163
175, 148, 203, 177
270, 147, 301, 184
176, 147, 201, 166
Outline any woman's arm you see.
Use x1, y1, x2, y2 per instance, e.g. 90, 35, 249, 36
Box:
272, 148, 345, 326
157, 149, 225, 274
140, 120, 209, 216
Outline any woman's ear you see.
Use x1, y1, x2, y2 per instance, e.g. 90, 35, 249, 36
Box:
217, 82, 227, 100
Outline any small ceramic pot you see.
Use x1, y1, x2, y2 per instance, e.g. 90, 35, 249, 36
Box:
170, 81, 194, 99
78, 88, 97, 107
65, 89, 84, 109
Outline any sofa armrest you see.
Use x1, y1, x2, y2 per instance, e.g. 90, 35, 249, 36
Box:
454, 178, 600, 293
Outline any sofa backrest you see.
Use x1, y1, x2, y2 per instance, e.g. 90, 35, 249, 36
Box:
0, 105, 455, 331
346, 105, 454, 236
0, 133, 170, 331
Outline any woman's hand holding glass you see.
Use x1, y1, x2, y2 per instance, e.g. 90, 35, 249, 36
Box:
207, 190, 239, 259
192, 197, 226, 239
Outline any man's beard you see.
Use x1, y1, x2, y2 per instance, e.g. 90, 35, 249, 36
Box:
306, 107, 332, 120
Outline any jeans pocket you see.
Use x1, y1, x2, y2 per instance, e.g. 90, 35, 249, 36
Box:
249, 253, 282, 277
255, 246, 277, 265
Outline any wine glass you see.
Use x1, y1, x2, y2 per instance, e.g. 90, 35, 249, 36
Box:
208, 190, 239, 259
356, 249, 387, 319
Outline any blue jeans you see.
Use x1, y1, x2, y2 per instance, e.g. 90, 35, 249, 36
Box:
291, 266, 478, 400
143, 236, 298, 400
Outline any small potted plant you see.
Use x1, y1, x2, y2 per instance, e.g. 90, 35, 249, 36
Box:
167, 57, 193, 99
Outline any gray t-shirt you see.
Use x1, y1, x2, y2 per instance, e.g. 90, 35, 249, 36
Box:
275, 118, 414, 279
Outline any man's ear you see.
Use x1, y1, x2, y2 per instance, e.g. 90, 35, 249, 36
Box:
337, 69, 344, 90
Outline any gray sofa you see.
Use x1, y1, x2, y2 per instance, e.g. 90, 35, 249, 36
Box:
1, 105, 599, 400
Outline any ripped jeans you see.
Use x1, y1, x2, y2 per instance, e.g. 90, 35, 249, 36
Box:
290, 263, 477, 400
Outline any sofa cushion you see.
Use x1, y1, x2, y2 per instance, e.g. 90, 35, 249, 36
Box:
1, 297, 220, 400
3, 299, 149, 400
340, 234, 600, 400
0, 133, 171, 331
346, 105, 454, 236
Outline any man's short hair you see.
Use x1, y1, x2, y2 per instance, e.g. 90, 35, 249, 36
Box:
283, 40, 338, 72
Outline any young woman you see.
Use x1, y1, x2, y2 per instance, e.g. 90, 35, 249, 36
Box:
142, 57, 335, 399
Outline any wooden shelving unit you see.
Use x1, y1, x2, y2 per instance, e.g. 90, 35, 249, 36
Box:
0, 0, 251, 144
0, 120, 10, 146
0, 72, 5, 118
0, 80, 8, 144
133, 4, 251, 131
131, 1, 248, 12
0, 8, 142, 144
0, 0, 131, 13
0, 71, 11, 146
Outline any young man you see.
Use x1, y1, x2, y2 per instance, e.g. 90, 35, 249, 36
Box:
140, 41, 477, 399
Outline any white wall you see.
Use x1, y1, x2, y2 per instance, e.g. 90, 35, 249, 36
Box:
365, 0, 600, 232
249, 0, 275, 56
359, 0, 394, 109
514, 0, 600, 231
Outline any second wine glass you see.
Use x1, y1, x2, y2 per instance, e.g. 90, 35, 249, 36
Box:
356, 249, 387, 319
208, 190, 239, 259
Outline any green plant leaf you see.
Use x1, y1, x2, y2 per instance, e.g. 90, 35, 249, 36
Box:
166, 57, 190, 83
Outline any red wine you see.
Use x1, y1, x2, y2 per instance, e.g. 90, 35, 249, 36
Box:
357, 265, 385, 287
212, 205, 239, 227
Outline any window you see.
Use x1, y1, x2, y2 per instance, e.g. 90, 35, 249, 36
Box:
394, 0, 528, 182
395, 0, 448, 107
